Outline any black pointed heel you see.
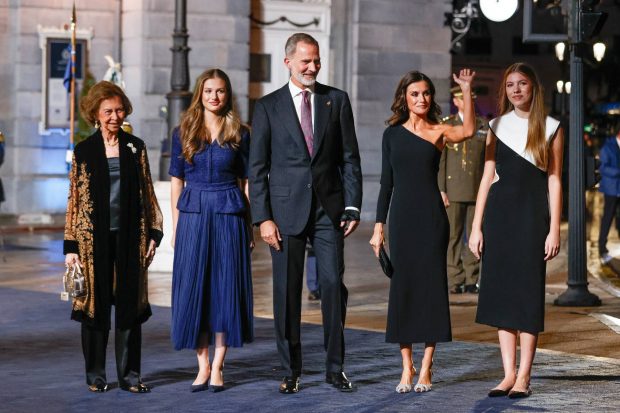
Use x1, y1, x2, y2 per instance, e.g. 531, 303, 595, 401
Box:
190, 379, 209, 393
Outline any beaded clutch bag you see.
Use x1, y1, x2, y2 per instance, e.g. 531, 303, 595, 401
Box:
61, 263, 86, 301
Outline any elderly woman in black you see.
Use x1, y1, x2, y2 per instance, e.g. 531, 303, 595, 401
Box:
63, 81, 163, 393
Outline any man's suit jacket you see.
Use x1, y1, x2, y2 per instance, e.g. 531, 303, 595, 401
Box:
249, 82, 363, 235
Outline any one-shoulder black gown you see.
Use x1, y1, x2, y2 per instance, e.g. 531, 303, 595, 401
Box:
376, 125, 452, 343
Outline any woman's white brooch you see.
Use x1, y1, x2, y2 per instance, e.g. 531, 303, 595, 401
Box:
127, 142, 137, 153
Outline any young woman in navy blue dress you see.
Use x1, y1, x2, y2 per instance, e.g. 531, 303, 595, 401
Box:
169, 69, 253, 392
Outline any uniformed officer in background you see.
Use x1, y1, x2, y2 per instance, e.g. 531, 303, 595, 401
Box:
438, 87, 488, 294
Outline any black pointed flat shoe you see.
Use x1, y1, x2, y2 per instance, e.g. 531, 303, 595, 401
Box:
279, 376, 300, 394
488, 388, 510, 397
121, 382, 151, 393
326, 371, 354, 392
508, 387, 532, 398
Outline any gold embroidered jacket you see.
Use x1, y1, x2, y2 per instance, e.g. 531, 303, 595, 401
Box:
64, 130, 163, 329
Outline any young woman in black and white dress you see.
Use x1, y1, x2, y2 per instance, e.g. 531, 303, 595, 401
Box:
469, 62, 564, 398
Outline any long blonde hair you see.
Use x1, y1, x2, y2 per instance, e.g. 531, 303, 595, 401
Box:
179, 68, 243, 163
498, 62, 548, 169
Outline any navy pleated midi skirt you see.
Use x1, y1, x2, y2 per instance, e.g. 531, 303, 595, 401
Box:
171, 181, 253, 349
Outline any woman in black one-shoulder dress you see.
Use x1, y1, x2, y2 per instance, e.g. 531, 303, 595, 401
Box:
370, 69, 476, 394
469, 63, 564, 399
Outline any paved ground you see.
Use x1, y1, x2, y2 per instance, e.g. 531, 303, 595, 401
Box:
2, 217, 619, 359
3, 288, 619, 413
1, 191, 620, 411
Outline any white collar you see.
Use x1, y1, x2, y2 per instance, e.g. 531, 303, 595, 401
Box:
288, 79, 314, 97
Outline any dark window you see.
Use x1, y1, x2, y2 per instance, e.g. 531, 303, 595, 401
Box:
465, 37, 492, 55
512, 37, 539, 55
250, 54, 271, 83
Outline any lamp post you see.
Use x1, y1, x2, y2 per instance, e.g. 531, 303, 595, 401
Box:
554, 0, 601, 306
488, 0, 605, 306
160, 0, 192, 181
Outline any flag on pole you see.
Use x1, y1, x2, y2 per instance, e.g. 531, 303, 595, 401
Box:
62, 44, 73, 92
67, 0, 77, 168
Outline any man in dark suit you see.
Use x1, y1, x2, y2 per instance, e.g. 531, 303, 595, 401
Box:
438, 87, 487, 294
249, 33, 362, 394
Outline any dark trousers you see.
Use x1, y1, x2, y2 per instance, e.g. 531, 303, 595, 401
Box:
446, 201, 479, 288
81, 231, 142, 387
81, 323, 142, 387
598, 194, 620, 255
271, 202, 347, 376
305, 246, 319, 292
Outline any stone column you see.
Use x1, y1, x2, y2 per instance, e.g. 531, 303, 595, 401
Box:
344, 0, 452, 219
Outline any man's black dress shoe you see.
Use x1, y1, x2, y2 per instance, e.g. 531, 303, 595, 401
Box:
488, 388, 509, 397
508, 387, 532, 399
308, 290, 321, 301
279, 376, 300, 394
121, 382, 151, 393
325, 372, 354, 392
88, 381, 108, 393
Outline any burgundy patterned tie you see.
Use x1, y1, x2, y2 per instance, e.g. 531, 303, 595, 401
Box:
300, 90, 314, 156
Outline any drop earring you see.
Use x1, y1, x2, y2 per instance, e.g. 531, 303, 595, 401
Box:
94, 120, 100, 128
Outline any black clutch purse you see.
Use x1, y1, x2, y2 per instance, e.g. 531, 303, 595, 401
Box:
378, 245, 393, 278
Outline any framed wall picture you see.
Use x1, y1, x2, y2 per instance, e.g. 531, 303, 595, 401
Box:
38, 25, 93, 134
